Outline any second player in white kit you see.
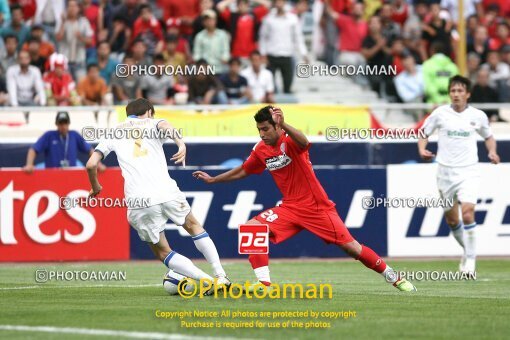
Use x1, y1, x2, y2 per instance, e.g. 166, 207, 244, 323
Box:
418, 76, 500, 274
85, 98, 231, 292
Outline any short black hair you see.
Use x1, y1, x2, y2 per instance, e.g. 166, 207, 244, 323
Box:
3, 34, 18, 43
154, 53, 165, 62
139, 4, 151, 12
254, 105, 276, 127
430, 41, 447, 55
196, 58, 208, 66
448, 75, 471, 93
97, 40, 110, 48
126, 98, 155, 117
228, 57, 241, 65
250, 50, 261, 58
10, 4, 22, 13
26, 36, 40, 44
87, 63, 99, 72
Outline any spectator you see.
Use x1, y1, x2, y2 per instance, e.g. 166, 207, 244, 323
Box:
77, 63, 109, 105
82, 0, 103, 52
402, 0, 429, 64
6, 50, 46, 106
132, 4, 164, 55
188, 59, 226, 104
111, 54, 142, 105
327, 1, 368, 72
21, 25, 55, 59
482, 4, 500, 38
159, 0, 200, 37
0, 5, 30, 49
33, 0, 65, 44
0, 35, 19, 81
378, 2, 401, 43
361, 16, 392, 97
420, 3, 453, 61
500, 44, 510, 65
466, 14, 479, 46
240, 50, 274, 103
422, 42, 459, 104
87, 40, 118, 85
390, 37, 406, 76
140, 54, 174, 105
468, 26, 490, 63
467, 52, 482, 84
259, 0, 308, 93
481, 50, 510, 101
193, 9, 231, 74
43, 54, 80, 106
394, 53, 424, 104
391, 0, 409, 27
131, 39, 152, 67
26, 37, 47, 74
112, 0, 140, 28
217, 0, 270, 60
107, 16, 131, 61
165, 18, 192, 62
56, 0, 93, 81
440, 0, 483, 23
219, 57, 251, 104
22, 111, 105, 172
489, 22, 510, 51
483, 0, 510, 17
193, 0, 223, 42
471, 67, 500, 121
163, 34, 186, 82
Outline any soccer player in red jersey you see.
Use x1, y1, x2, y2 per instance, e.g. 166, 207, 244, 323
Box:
194, 106, 416, 292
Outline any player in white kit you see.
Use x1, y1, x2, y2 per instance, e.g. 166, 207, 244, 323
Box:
418, 76, 500, 274
85, 98, 231, 290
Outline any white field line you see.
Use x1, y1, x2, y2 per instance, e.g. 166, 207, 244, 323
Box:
0, 284, 160, 290
0, 325, 250, 340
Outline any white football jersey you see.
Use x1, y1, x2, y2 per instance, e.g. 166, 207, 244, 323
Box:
95, 117, 180, 207
422, 104, 492, 167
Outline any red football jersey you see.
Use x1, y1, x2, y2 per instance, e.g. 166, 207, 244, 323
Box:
242, 133, 335, 210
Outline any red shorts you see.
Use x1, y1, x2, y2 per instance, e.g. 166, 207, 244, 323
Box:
253, 205, 354, 245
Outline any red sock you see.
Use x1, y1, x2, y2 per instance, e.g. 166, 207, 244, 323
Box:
248, 254, 269, 269
357, 245, 387, 274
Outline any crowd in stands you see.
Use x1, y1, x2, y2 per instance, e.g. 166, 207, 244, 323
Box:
0, 0, 508, 121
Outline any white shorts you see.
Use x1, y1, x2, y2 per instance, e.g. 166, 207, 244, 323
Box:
127, 193, 191, 244
437, 164, 480, 210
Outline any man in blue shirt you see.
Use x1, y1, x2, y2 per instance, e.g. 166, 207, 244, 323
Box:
22, 111, 106, 173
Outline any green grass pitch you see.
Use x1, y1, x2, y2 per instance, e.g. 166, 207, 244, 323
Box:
1, 259, 509, 339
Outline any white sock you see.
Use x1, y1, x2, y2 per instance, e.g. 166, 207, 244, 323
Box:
163, 251, 213, 281
382, 265, 398, 284
450, 222, 465, 248
254, 266, 271, 283
463, 223, 476, 259
192, 231, 226, 277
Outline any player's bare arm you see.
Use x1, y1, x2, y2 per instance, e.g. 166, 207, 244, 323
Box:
271, 107, 309, 149
484, 136, 500, 164
157, 120, 186, 166
418, 136, 435, 161
193, 165, 249, 184
86, 151, 103, 197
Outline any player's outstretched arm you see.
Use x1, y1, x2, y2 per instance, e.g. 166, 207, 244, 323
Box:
86, 151, 103, 197
157, 120, 186, 167
484, 136, 500, 164
271, 107, 309, 149
193, 165, 249, 184
417, 136, 435, 161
